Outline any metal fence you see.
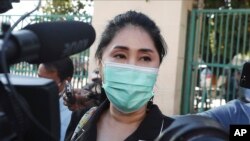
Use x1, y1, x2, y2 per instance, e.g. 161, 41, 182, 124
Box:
182, 9, 250, 114
0, 14, 92, 88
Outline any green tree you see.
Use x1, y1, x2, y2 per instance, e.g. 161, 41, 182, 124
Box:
40, 0, 92, 22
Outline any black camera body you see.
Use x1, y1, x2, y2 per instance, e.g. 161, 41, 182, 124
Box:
0, 74, 60, 141
0, 0, 20, 14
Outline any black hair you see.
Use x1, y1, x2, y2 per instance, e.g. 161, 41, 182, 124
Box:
95, 10, 167, 63
42, 57, 74, 82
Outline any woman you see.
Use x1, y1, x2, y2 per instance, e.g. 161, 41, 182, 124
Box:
69, 10, 174, 141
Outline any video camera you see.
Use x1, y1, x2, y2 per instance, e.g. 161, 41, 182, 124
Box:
0, 0, 96, 140
0, 74, 60, 141
0, 1, 60, 140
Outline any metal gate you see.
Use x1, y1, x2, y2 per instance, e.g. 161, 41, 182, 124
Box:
181, 9, 250, 114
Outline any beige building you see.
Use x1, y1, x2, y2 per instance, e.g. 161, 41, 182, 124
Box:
88, 0, 194, 115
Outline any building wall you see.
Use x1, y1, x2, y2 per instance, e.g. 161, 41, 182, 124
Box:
88, 0, 193, 115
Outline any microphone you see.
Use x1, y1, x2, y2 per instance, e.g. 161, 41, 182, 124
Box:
0, 21, 96, 64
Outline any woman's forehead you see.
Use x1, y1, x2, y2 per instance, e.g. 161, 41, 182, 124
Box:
105, 25, 156, 52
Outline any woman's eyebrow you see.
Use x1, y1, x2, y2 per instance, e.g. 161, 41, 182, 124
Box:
112, 45, 129, 50
138, 48, 154, 53
112, 45, 155, 54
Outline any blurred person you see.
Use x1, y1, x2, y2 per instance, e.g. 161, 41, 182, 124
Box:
67, 10, 176, 141
37, 57, 74, 141
197, 62, 250, 132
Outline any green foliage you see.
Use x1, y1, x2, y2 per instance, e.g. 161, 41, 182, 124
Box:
40, 0, 92, 21
204, 0, 250, 9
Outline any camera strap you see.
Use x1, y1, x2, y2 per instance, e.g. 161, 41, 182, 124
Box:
70, 106, 97, 141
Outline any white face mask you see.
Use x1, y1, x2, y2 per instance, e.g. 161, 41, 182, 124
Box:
102, 62, 159, 113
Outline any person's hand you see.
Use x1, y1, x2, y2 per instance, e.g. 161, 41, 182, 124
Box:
63, 88, 96, 111
63, 70, 102, 111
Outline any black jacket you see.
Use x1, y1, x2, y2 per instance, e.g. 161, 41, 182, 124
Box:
64, 108, 89, 141
70, 100, 174, 141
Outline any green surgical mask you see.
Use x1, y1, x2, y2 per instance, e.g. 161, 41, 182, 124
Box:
102, 62, 158, 113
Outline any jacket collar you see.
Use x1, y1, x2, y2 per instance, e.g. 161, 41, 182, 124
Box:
125, 102, 171, 141
82, 99, 174, 141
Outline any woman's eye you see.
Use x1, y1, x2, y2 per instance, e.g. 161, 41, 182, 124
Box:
140, 56, 151, 62
113, 54, 126, 59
